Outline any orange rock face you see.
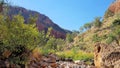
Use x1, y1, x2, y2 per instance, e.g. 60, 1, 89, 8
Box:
109, 0, 120, 14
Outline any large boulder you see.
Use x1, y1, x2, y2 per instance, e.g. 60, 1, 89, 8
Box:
94, 43, 120, 68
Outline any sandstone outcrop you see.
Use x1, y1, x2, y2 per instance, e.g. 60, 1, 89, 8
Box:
109, 0, 120, 14
94, 43, 120, 68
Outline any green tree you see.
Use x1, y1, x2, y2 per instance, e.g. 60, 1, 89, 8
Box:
38, 31, 47, 46
104, 9, 114, 19
72, 30, 79, 36
46, 27, 53, 38
27, 14, 38, 28
56, 39, 65, 51
45, 37, 57, 50
93, 17, 102, 27
66, 33, 74, 43
92, 34, 101, 43
83, 22, 92, 30
0, 14, 40, 65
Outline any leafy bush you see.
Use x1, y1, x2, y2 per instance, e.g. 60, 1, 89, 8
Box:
66, 33, 74, 43
45, 37, 57, 50
106, 33, 115, 44
93, 17, 102, 27
38, 32, 65, 54
112, 18, 120, 27
106, 19, 120, 45
56, 49, 94, 61
39, 47, 56, 55
0, 14, 40, 65
104, 9, 114, 19
92, 34, 101, 43
83, 23, 93, 29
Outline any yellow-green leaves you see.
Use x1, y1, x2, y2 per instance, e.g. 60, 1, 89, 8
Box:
0, 14, 40, 64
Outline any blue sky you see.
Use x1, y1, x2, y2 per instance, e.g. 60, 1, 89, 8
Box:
9, 0, 114, 31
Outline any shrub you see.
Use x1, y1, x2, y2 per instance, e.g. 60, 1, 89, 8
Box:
104, 9, 114, 19
56, 49, 94, 61
0, 14, 40, 65
39, 47, 56, 55
66, 33, 74, 43
111, 18, 120, 27
106, 19, 120, 45
83, 23, 92, 29
106, 33, 115, 44
93, 17, 102, 28
92, 34, 101, 43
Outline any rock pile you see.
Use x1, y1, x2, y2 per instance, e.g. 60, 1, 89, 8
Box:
0, 51, 96, 68
27, 53, 96, 68
27, 53, 58, 68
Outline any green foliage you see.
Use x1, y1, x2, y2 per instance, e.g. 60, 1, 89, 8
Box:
38, 27, 65, 54
106, 19, 120, 45
79, 37, 83, 42
46, 27, 52, 38
83, 23, 92, 29
92, 34, 101, 43
106, 33, 115, 44
0, 14, 40, 65
93, 17, 102, 27
112, 18, 120, 27
38, 31, 47, 46
40, 27, 63, 51
55, 39, 65, 51
45, 37, 57, 50
39, 37, 65, 55
39, 47, 56, 55
104, 9, 114, 19
72, 30, 79, 36
56, 49, 94, 61
66, 33, 74, 43
27, 14, 38, 25
80, 16, 102, 32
